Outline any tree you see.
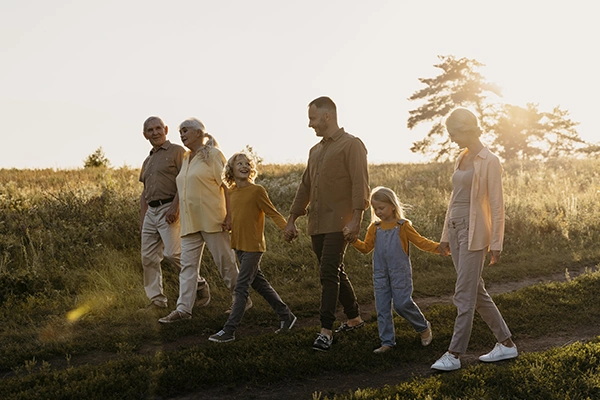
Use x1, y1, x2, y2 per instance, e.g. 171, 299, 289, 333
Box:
408, 55, 590, 161
491, 103, 583, 160
407, 55, 502, 161
83, 147, 110, 168
243, 145, 263, 166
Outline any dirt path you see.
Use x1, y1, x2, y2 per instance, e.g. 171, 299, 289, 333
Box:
169, 267, 596, 400
16, 267, 594, 399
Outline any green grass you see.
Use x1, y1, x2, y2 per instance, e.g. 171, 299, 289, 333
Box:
0, 159, 600, 398
1, 268, 600, 399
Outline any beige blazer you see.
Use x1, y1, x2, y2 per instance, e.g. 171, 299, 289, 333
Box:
441, 147, 505, 251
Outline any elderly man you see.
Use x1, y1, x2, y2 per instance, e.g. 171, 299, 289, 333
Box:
284, 97, 370, 351
139, 116, 210, 311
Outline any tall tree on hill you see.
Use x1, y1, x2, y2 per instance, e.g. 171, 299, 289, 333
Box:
407, 55, 502, 161
408, 55, 589, 161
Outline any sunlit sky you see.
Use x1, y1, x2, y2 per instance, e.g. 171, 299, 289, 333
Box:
2, 0, 597, 169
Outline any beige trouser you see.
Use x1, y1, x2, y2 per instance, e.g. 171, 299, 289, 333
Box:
141, 203, 208, 305
176, 230, 239, 315
447, 217, 512, 354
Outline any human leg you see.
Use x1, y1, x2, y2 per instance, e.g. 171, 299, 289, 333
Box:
141, 206, 167, 306
159, 216, 211, 307
203, 231, 239, 294
175, 232, 205, 315
223, 251, 259, 333
249, 263, 291, 321
373, 265, 395, 347
389, 260, 428, 333
475, 278, 512, 343
313, 232, 360, 331
447, 219, 486, 355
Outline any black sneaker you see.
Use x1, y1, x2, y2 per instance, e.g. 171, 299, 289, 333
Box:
275, 312, 297, 334
312, 333, 333, 351
208, 329, 235, 343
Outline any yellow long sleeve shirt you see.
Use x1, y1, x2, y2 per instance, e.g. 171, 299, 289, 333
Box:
352, 219, 440, 256
230, 183, 287, 252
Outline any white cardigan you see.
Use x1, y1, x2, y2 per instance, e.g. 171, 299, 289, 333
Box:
441, 147, 505, 251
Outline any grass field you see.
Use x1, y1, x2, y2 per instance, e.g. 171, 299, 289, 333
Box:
0, 159, 599, 399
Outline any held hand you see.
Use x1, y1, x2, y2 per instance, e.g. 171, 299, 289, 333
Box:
438, 242, 450, 256
489, 250, 501, 265
165, 205, 179, 225
221, 214, 232, 231
284, 220, 298, 242
343, 220, 360, 243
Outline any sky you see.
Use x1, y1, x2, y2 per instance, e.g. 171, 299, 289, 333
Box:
1, 0, 598, 169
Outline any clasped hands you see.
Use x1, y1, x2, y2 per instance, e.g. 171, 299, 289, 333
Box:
283, 222, 359, 243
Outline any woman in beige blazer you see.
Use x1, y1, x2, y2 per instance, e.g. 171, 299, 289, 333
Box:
431, 108, 518, 371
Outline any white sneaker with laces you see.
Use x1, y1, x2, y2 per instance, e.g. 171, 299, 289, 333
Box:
431, 352, 461, 371
479, 343, 518, 362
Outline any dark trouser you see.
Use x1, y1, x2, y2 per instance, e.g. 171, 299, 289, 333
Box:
224, 250, 291, 333
311, 232, 360, 330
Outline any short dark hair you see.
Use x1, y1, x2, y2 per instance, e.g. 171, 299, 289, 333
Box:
308, 96, 337, 113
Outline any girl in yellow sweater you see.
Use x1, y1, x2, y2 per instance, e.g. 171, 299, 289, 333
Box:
348, 186, 441, 353
208, 152, 296, 343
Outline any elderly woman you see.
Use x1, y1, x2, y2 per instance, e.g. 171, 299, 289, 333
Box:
159, 118, 249, 323
431, 108, 517, 371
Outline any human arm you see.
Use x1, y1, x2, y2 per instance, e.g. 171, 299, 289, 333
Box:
349, 223, 376, 254
438, 242, 450, 256
165, 192, 180, 224
487, 155, 504, 264
286, 165, 311, 242
403, 220, 441, 254
257, 186, 287, 230
284, 214, 299, 242
221, 183, 232, 231
139, 191, 148, 234
347, 138, 369, 242
343, 209, 364, 243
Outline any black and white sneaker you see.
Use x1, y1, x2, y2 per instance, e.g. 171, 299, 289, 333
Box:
312, 333, 333, 351
275, 312, 297, 334
208, 329, 235, 343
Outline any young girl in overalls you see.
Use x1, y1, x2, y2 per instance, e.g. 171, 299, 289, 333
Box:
348, 186, 441, 353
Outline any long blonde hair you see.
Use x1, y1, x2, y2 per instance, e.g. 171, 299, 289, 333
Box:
179, 117, 220, 163
369, 186, 408, 222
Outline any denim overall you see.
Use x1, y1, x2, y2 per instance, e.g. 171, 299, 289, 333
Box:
373, 220, 429, 347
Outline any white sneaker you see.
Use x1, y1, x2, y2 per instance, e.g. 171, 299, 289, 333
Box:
479, 343, 518, 362
431, 352, 461, 371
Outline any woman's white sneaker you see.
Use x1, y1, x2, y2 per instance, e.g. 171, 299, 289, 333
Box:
479, 343, 518, 362
431, 352, 461, 371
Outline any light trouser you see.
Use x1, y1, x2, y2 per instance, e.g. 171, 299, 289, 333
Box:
447, 217, 512, 354
373, 222, 428, 347
223, 251, 291, 333
141, 203, 178, 305
311, 232, 360, 331
176, 230, 239, 315
141, 203, 208, 306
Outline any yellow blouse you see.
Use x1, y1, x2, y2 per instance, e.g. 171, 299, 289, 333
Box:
177, 147, 227, 236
